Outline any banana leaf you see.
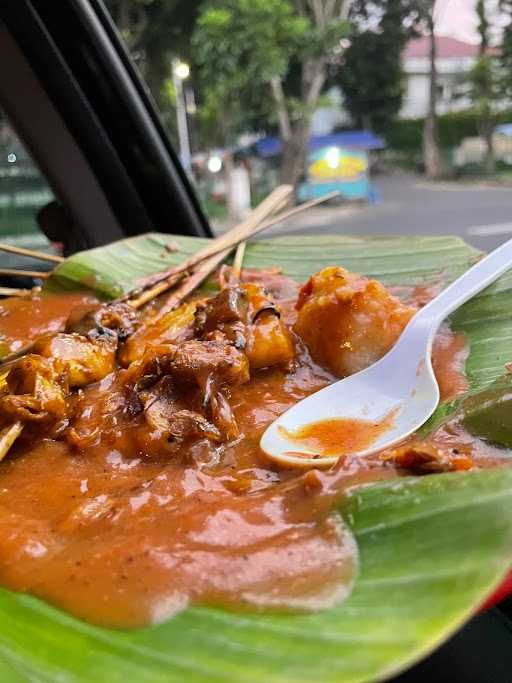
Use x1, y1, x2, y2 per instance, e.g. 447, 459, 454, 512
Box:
462, 374, 512, 447
0, 232, 508, 683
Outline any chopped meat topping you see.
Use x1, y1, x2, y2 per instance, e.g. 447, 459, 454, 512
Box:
380, 441, 473, 474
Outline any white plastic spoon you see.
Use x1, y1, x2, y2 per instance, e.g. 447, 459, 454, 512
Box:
261, 237, 512, 468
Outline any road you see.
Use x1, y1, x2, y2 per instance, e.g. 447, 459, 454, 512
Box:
257, 172, 512, 253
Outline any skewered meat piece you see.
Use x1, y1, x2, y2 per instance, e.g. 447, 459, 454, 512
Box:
295, 266, 416, 377
0, 355, 67, 425
163, 338, 250, 398
119, 301, 197, 367
243, 283, 295, 370
195, 285, 248, 349
65, 302, 138, 340
164, 338, 248, 440
31, 333, 117, 388
195, 283, 294, 370
0, 328, 120, 459
131, 337, 249, 441
0, 302, 133, 367
141, 377, 222, 444
135, 338, 249, 394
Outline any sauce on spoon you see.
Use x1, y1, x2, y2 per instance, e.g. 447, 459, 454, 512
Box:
280, 409, 397, 459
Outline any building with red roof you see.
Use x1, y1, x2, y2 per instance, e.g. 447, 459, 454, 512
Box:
401, 36, 486, 118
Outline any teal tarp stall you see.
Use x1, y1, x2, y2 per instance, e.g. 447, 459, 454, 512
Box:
297, 146, 369, 202
251, 131, 384, 203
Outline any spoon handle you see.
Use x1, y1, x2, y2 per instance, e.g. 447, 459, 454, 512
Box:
413, 236, 512, 331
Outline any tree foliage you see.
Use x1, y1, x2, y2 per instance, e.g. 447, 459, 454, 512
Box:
105, 1, 204, 105
336, 0, 412, 133
192, 0, 306, 145
192, 0, 351, 186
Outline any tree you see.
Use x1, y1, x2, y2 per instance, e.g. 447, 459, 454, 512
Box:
105, 1, 206, 149
192, 0, 352, 187
336, 0, 410, 133
499, 1, 512, 141
105, 1, 204, 107
421, 1, 442, 179
469, 0, 500, 175
501, 7, 512, 100
342, 0, 441, 176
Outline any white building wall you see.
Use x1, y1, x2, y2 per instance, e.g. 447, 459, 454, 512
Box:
401, 74, 428, 118
400, 56, 476, 119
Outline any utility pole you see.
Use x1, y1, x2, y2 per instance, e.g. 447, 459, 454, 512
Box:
172, 58, 192, 174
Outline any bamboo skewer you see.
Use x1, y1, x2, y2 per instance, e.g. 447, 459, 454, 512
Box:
125, 190, 339, 307
155, 187, 300, 311
0, 286, 31, 297
0, 422, 23, 462
231, 241, 246, 282
124, 185, 294, 300
129, 272, 185, 310
0, 242, 63, 264
124, 185, 293, 307
161, 248, 232, 314
227, 193, 286, 285
227, 189, 340, 240
228, 188, 292, 285
0, 268, 49, 279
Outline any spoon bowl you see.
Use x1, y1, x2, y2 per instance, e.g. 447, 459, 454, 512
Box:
260, 325, 440, 467
261, 237, 512, 467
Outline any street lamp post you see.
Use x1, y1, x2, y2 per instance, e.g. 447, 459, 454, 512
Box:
172, 58, 192, 174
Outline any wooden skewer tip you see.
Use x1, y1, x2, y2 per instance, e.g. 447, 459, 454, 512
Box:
0, 242, 63, 264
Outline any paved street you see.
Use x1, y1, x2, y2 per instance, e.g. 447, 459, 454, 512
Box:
257, 172, 512, 253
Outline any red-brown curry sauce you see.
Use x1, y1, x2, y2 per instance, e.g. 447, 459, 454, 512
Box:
0, 292, 97, 354
0, 277, 502, 628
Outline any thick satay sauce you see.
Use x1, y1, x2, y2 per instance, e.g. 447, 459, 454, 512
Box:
0, 292, 97, 354
0, 281, 492, 629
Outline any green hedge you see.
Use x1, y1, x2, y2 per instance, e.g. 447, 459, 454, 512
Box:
386, 109, 512, 151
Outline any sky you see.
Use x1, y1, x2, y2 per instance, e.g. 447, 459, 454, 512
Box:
435, 0, 508, 44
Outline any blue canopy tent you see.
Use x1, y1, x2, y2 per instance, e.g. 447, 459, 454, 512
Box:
253, 131, 385, 158
252, 131, 385, 202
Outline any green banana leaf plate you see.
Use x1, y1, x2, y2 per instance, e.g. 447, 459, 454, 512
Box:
1, 233, 511, 683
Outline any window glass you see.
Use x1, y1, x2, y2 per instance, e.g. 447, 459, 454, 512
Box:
0, 110, 55, 262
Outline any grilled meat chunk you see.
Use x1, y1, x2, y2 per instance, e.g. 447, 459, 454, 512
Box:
195, 283, 294, 370
65, 302, 138, 340
141, 377, 222, 443
195, 285, 248, 349
0, 355, 67, 425
119, 301, 197, 367
31, 332, 116, 388
131, 337, 249, 441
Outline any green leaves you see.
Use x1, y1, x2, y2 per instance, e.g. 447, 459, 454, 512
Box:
13, 232, 509, 680
193, 0, 307, 88
49, 232, 477, 298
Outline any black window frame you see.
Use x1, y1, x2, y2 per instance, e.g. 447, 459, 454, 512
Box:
0, 0, 211, 251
